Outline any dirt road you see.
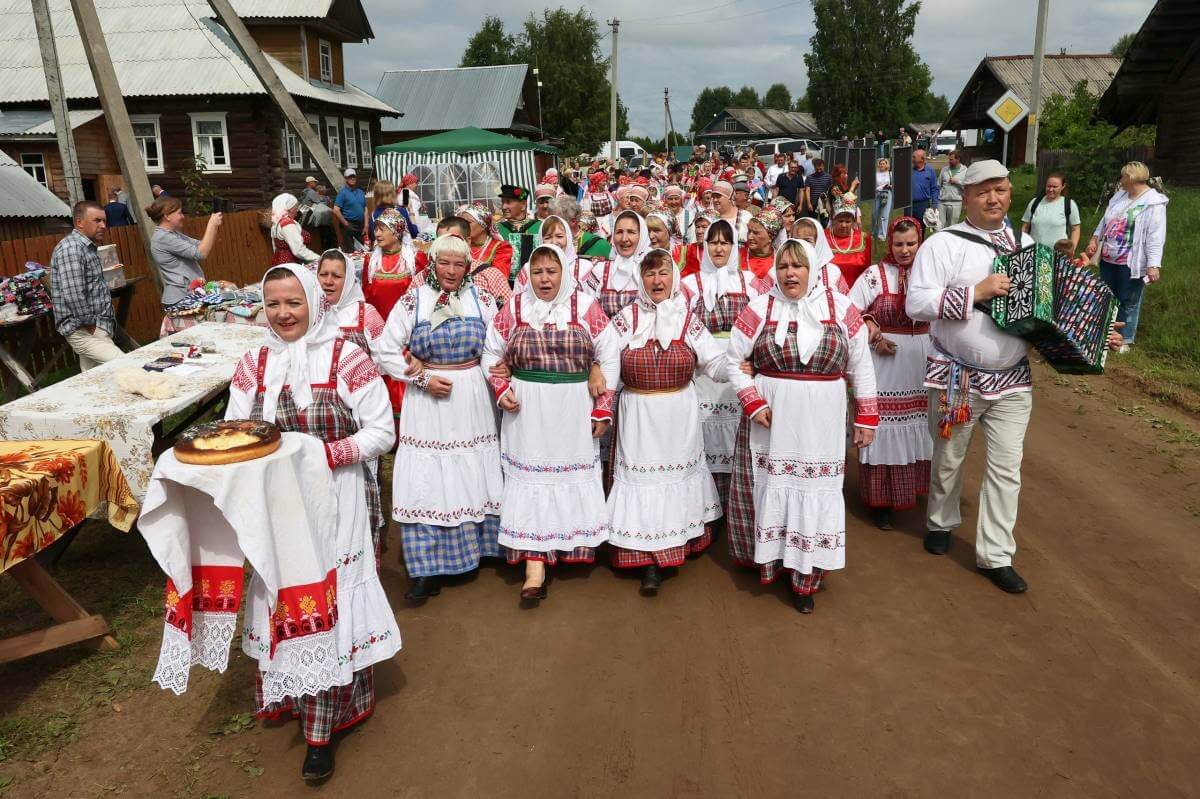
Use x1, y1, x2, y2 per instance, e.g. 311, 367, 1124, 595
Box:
4, 363, 1199, 798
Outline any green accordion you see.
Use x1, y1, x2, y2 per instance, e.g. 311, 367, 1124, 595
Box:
990, 244, 1119, 375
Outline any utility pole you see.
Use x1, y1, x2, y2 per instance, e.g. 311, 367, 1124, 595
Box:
32, 0, 83, 206
608, 18, 619, 161
207, 0, 342, 192
664, 88, 669, 150
1024, 0, 1050, 165
69, 0, 161, 293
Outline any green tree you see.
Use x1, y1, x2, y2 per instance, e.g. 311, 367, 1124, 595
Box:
732, 85, 761, 107
459, 16, 518, 67
763, 83, 793, 110
460, 9, 626, 153
793, 91, 812, 112
804, 0, 932, 136
1111, 32, 1136, 59
690, 86, 735, 133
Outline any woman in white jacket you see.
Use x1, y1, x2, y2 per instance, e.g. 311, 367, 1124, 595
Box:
1083, 161, 1169, 351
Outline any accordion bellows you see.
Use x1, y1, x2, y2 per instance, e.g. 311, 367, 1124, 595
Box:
990, 245, 1118, 375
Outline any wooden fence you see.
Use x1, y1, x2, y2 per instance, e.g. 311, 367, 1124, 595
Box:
1035, 145, 1155, 196
0, 209, 272, 345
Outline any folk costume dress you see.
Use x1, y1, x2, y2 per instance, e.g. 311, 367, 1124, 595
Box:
826, 209, 872, 288
450, 202, 515, 305
848, 218, 932, 511
584, 209, 651, 318
514, 215, 598, 292
226, 264, 400, 746
605, 251, 726, 568
363, 211, 416, 323
725, 242, 880, 596
680, 224, 763, 507
483, 244, 620, 565
497, 214, 542, 285
270, 195, 320, 266
378, 273, 504, 578
795, 217, 850, 295
329, 258, 386, 362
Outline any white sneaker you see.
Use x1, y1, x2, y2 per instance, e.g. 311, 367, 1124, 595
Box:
1118, 344, 1130, 354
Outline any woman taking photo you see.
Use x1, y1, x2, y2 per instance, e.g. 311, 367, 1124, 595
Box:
606, 249, 727, 593
483, 244, 619, 601
725, 239, 878, 614
270, 193, 321, 266
378, 235, 504, 602
316, 250, 385, 360
680, 219, 761, 509
848, 217, 930, 530
226, 263, 400, 780
147, 195, 222, 334
585, 209, 651, 318
1084, 160, 1168, 352
1020, 172, 1080, 251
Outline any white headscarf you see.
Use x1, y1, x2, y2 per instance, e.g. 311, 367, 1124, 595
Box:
260, 263, 340, 423
794, 216, 835, 268
769, 239, 826, 362
270, 193, 299, 240
518, 243, 577, 331
629, 248, 685, 350
697, 219, 742, 312
609, 210, 651, 285
322, 250, 364, 316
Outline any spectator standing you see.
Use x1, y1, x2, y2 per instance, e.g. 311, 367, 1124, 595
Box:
804, 159, 834, 226
774, 160, 806, 207
910, 148, 939, 229
50, 202, 122, 370
1020, 172, 1080, 250
872, 157, 893, 240
103, 189, 134, 228
300, 176, 336, 251
333, 168, 366, 251
764, 152, 788, 191
937, 151, 967, 229
151, 184, 169, 198
798, 145, 816, 177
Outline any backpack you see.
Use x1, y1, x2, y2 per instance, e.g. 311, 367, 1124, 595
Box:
1029, 195, 1076, 239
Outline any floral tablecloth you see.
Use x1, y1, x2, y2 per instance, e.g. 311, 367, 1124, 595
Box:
0, 323, 267, 501
0, 439, 139, 573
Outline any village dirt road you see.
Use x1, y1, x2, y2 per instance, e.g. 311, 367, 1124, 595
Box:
4, 363, 1200, 798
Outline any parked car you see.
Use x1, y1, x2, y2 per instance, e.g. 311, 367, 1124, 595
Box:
596, 141, 650, 167
933, 131, 958, 155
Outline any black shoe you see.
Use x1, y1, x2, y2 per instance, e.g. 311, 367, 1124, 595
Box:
873, 508, 894, 530
302, 744, 334, 781
977, 565, 1028, 594
640, 565, 662, 594
923, 530, 951, 555
404, 576, 441, 601
794, 594, 814, 614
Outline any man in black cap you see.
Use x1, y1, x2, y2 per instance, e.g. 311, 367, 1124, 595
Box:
497, 184, 541, 285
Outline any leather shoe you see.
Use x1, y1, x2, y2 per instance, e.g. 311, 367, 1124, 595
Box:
519, 572, 549, 601
404, 576, 440, 601
640, 565, 662, 594
923, 530, 951, 555
302, 744, 334, 781
873, 508, 894, 530
793, 594, 814, 614
977, 565, 1028, 594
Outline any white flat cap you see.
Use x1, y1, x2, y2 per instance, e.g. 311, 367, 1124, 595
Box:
962, 159, 1008, 185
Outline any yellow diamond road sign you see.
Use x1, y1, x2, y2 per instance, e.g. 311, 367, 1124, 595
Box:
987, 90, 1030, 133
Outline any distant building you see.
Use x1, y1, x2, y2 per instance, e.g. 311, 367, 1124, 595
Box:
945, 54, 1121, 166
373, 65, 544, 145
0, 0, 398, 209
0, 149, 70, 240
1099, 0, 1199, 186
694, 108, 822, 151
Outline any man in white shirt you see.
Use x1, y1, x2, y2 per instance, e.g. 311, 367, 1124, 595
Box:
764, 152, 788, 190
798, 146, 816, 177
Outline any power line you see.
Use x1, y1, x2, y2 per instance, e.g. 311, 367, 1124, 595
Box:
622, 0, 745, 24
633, 0, 807, 28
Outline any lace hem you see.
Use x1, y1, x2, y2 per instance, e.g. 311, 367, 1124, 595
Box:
151, 611, 239, 695
257, 629, 344, 707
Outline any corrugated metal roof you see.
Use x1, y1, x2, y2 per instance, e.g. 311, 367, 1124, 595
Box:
232, 0, 333, 18
0, 108, 104, 137
0, 0, 395, 112
986, 54, 1121, 104
0, 149, 71, 218
375, 65, 528, 132
722, 108, 821, 136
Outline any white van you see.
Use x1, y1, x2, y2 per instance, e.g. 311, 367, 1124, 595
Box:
934, 131, 958, 155
596, 140, 650, 166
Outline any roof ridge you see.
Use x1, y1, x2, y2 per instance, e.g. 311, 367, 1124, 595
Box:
986, 53, 1119, 61
379, 64, 527, 76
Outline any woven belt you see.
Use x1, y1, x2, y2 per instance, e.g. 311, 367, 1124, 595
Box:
511, 368, 588, 384
427, 359, 480, 370
878, 324, 930, 335
624, 385, 687, 395
757, 369, 843, 381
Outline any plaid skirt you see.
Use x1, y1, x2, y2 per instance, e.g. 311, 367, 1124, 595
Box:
503, 546, 596, 566
859, 461, 930, 510
400, 517, 500, 577
255, 667, 375, 746
610, 526, 713, 569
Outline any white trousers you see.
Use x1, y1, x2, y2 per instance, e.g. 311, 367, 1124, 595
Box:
65, 327, 124, 371
938, 201, 962, 230
925, 389, 1032, 568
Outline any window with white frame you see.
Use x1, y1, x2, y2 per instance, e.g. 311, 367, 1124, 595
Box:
130, 115, 163, 172
306, 114, 320, 168
325, 117, 341, 165
469, 162, 501, 205
723, 117, 738, 132
358, 123, 372, 167
410, 161, 501, 218
343, 119, 357, 168
20, 152, 47, 186
318, 39, 333, 82
283, 124, 303, 169
189, 112, 230, 171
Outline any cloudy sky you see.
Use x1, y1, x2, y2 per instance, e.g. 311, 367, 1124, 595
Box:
345, 0, 1152, 137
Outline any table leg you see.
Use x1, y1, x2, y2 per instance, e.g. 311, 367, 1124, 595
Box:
0, 558, 120, 663
0, 341, 39, 393
112, 323, 139, 352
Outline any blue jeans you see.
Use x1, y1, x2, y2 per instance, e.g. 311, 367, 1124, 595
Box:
872, 189, 893, 239
1099, 260, 1145, 343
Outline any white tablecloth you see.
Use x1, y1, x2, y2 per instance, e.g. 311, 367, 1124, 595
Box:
0, 322, 266, 500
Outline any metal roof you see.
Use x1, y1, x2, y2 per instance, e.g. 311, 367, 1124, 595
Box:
0, 0, 395, 113
1099, 0, 1200, 126
0, 108, 104, 137
704, 108, 821, 137
375, 65, 528, 133
0, 149, 71, 218
232, 0, 333, 18
985, 54, 1121, 103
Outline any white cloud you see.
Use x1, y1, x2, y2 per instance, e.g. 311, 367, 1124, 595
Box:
347, 0, 1153, 136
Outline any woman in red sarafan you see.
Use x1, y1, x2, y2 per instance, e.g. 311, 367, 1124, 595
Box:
363, 208, 416, 426
744, 207, 784, 280
826, 196, 872, 288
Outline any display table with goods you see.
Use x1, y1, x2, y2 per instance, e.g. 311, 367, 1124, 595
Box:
0, 322, 267, 500
0, 438, 140, 663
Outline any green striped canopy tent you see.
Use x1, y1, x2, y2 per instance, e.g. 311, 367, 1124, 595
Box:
374, 127, 559, 219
